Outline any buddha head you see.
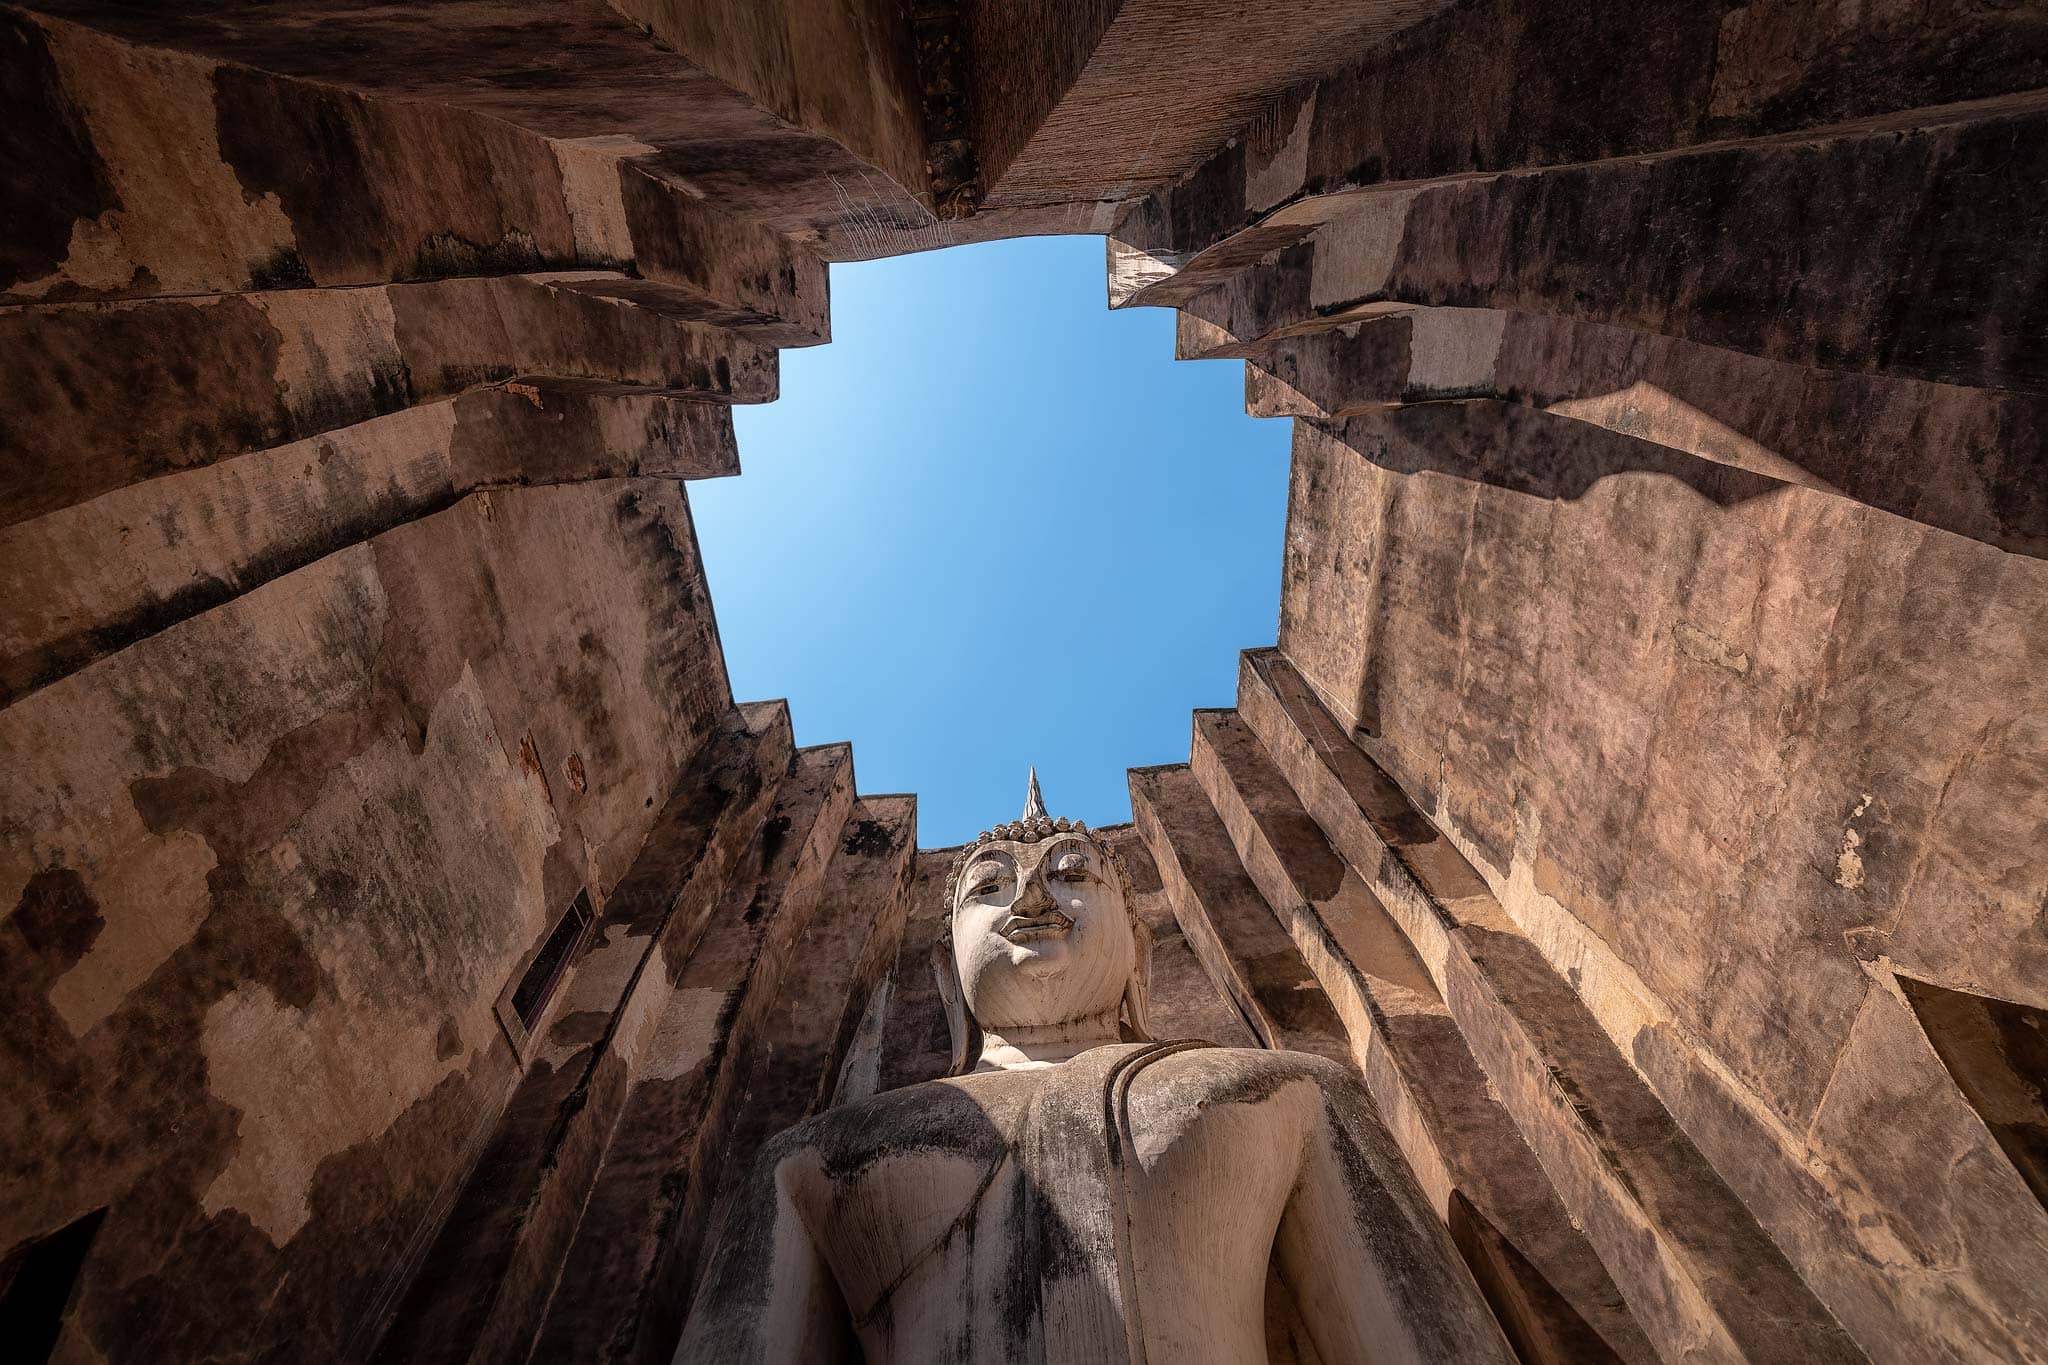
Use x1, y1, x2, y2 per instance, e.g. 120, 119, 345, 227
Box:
935, 770, 1153, 1073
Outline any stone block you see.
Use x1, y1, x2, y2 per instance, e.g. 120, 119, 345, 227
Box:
0, 389, 738, 705
368, 704, 793, 1364
1206, 306, 2048, 557
1188, 707, 1659, 1364
1234, 647, 1869, 1362
523, 742, 854, 1365
1104, 821, 1262, 1049
1129, 762, 1350, 1059
1117, 0, 2048, 271
2, 12, 830, 341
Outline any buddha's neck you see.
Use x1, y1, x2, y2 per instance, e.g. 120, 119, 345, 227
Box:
977, 1008, 1124, 1071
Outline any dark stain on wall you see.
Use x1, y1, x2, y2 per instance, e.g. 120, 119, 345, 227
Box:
3, 478, 469, 708
1, 297, 286, 526
131, 705, 390, 863
1, 863, 353, 1359
210, 63, 568, 289
0, 10, 117, 292
1364, 113, 2048, 393
11, 868, 103, 970
211, 63, 384, 284
841, 817, 897, 858
613, 487, 724, 723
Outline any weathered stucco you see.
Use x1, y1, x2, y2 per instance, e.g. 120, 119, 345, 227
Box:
1, 477, 732, 1359
4, 3, 2045, 1362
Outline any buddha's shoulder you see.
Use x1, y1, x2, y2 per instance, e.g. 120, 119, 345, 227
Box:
1137, 1043, 1366, 1109
758, 1071, 1036, 1180
754, 1049, 1365, 1179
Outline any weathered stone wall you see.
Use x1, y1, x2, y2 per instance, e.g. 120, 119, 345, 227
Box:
969, 0, 1458, 209
0, 478, 731, 1359
6, 1, 2046, 1361
604, 0, 929, 219
0, 21, 838, 1354
1273, 407, 2048, 1361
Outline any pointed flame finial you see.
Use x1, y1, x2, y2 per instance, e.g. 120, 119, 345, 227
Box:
1022, 766, 1047, 822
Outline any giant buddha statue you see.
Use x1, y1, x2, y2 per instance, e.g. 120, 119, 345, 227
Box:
677, 774, 1514, 1364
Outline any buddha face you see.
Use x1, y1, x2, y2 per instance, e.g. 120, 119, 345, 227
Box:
951, 834, 1135, 1032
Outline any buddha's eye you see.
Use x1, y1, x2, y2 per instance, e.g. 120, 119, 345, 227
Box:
973, 880, 1000, 897
1052, 854, 1088, 881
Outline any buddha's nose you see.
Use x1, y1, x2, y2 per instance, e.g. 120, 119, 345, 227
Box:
1014, 876, 1056, 915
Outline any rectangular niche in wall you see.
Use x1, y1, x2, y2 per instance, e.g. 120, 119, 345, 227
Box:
1899, 975, 2048, 1209
495, 890, 594, 1056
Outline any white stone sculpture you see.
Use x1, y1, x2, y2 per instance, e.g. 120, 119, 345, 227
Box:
675, 775, 1514, 1364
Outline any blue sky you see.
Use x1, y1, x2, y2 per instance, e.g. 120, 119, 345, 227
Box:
690, 234, 1290, 848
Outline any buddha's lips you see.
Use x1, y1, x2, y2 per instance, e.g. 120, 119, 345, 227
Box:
999, 911, 1073, 942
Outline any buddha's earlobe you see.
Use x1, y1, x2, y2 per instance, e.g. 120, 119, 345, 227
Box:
1120, 917, 1156, 1043
931, 931, 982, 1076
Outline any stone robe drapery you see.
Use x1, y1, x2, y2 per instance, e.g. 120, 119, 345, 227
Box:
676, 1044, 1514, 1364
